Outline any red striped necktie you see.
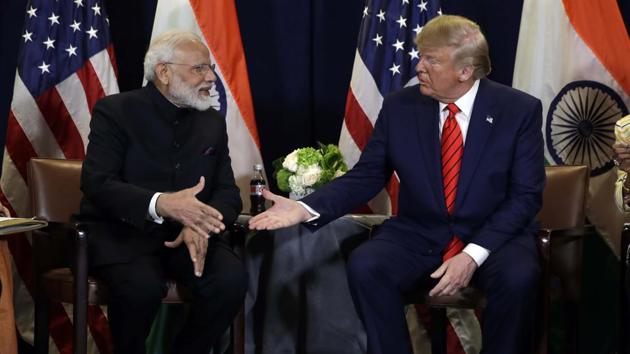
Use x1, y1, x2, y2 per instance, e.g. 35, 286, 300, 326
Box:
441, 103, 465, 260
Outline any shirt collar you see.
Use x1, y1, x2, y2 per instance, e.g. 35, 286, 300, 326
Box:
438, 79, 480, 118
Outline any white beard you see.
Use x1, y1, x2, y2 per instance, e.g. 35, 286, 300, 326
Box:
168, 75, 213, 111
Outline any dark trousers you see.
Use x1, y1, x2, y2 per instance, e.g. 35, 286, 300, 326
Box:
346, 233, 540, 354
93, 237, 248, 354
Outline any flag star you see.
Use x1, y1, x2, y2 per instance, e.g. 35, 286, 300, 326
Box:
438, 7, 443, 15
389, 63, 401, 76
48, 12, 60, 26
27, 6, 37, 18
376, 9, 386, 22
418, 0, 428, 12
38, 61, 50, 74
74, 0, 84, 7
86, 26, 99, 39
396, 16, 407, 28
363, 6, 368, 17
70, 20, 81, 32
372, 33, 383, 46
392, 39, 404, 51
408, 48, 420, 59
65, 44, 78, 57
413, 24, 423, 35
402, 0, 409, 4
92, 3, 101, 16
43, 37, 55, 49
22, 30, 33, 43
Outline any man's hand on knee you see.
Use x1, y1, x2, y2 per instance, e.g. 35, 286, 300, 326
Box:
155, 176, 225, 235
429, 253, 477, 297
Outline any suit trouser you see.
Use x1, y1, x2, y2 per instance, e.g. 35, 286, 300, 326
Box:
346, 233, 540, 354
93, 237, 248, 354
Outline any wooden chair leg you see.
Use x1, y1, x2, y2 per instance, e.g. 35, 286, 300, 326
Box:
34, 299, 49, 354
430, 307, 447, 354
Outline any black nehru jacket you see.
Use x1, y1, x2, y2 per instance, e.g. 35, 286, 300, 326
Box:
80, 82, 241, 267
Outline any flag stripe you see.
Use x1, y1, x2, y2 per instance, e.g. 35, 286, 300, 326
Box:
89, 48, 120, 96
344, 91, 374, 151
75, 61, 107, 116
56, 73, 93, 145
35, 88, 86, 159
5, 113, 38, 181
349, 51, 384, 125
563, 0, 630, 95
191, 0, 260, 148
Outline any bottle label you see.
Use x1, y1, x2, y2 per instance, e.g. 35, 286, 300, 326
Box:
250, 184, 264, 196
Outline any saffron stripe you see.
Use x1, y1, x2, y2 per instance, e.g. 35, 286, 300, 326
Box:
191, 0, 260, 147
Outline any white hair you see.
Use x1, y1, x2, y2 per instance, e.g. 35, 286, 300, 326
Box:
143, 30, 204, 82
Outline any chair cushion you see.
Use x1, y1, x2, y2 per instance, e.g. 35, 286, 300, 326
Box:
40, 267, 188, 305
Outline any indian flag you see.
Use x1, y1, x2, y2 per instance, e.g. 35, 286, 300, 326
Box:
513, 0, 630, 351
513, 0, 630, 255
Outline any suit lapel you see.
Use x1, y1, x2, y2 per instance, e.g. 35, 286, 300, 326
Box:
415, 98, 444, 209
455, 80, 496, 211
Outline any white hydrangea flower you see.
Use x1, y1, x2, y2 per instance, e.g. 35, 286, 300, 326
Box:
282, 149, 299, 172
301, 165, 322, 187
288, 174, 305, 195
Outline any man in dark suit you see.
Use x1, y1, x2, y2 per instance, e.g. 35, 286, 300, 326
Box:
80, 30, 247, 354
250, 15, 544, 354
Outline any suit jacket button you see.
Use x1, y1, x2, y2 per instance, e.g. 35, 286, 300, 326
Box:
173, 141, 180, 149
174, 162, 181, 170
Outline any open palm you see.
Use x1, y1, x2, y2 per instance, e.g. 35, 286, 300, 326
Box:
248, 189, 312, 230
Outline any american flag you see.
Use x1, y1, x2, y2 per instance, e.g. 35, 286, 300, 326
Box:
339, 0, 441, 214
339, 1, 482, 353
3, 0, 118, 352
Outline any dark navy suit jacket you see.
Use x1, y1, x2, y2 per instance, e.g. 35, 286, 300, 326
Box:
302, 79, 545, 256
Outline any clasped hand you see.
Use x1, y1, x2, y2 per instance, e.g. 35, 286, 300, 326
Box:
165, 226, 207, 277
428, 252, 477, 297
156, 176, 225, 236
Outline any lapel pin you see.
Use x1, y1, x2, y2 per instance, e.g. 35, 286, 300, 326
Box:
486, 115, 494, 124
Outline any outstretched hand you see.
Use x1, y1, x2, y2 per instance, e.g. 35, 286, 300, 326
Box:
155, 176, 225, 237
248, 189, 312, 230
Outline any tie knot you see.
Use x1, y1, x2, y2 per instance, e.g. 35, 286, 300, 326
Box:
446, 103, 460, 115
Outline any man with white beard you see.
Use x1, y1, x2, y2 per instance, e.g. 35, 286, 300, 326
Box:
79, 30, 247, 354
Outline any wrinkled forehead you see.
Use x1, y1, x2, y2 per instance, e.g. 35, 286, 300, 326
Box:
172, 39, 210, 63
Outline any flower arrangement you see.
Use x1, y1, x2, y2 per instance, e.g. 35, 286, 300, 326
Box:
273, 143, 348, 198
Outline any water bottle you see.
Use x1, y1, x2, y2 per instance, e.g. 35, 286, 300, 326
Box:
250, 164, 266, 215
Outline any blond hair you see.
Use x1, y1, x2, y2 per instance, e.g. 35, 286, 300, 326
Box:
415, 15, 491, 79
